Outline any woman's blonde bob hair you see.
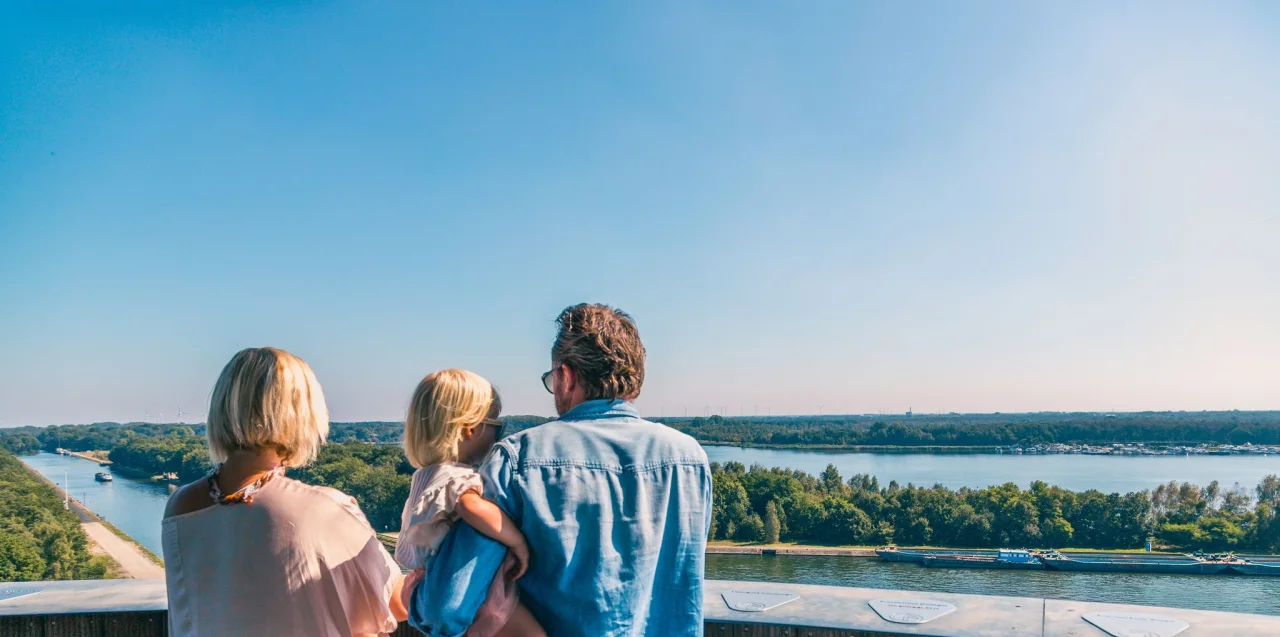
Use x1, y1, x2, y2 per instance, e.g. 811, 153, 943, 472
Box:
404, 369, 501, 469
206, 347, 329, 468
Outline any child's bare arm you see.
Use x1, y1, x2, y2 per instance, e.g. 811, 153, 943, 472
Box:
456, 491, 530, 577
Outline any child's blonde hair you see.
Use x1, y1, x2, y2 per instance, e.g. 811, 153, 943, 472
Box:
404, 368, 502, 468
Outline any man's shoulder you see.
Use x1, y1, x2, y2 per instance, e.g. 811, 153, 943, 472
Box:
501, 414, 707, 468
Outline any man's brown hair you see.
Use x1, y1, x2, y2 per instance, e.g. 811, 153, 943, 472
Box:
552, 303, 646, 401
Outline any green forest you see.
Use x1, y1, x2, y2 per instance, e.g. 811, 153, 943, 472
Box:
710, 462, 1280, 552
0, 449, 113, 581
674, 411, 1280, 448
5, 411, 1278, 458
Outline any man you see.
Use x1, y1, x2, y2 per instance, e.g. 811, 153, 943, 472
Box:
410, 303, 711, 637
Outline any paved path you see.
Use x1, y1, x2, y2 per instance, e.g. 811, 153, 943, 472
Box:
81, 522, 164, 579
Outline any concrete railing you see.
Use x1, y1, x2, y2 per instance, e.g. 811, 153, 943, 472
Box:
3, 578, 1278, 636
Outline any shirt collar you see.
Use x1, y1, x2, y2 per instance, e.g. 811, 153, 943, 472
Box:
558, 399, 639, 421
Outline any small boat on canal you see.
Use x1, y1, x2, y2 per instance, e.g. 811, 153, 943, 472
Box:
922, 548, 1044, 570
94, 472, 113, 482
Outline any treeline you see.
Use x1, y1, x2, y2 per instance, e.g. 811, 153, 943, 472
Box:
10, 411, 1278, 454
0, 449, 113, 581
108, 433, 211, 482
290, 443, 413, 532
711, 462, 1280, 552
671, 411, 1280, 447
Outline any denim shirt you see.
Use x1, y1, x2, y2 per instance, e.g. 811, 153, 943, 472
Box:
409, 399, 712, 637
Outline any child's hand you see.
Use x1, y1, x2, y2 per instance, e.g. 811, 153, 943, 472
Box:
508, 538, 531, 580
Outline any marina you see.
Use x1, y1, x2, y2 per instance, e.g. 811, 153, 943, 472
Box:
875, 546, 1280, 576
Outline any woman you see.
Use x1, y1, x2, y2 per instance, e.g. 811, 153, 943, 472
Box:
162, 347, 407, 636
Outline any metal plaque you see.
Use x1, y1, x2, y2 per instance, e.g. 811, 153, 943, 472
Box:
869, 598, 957, 624
1083, 612, 1190, 637
721, 589, 800, 612
0, 587, 39, 603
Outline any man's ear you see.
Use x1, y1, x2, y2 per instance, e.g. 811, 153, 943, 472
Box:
561, 365, 577, 393
460, 426, 476, 441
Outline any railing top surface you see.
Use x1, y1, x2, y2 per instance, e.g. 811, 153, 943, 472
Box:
4, 578, 1280, 636
0, 579, 165, 617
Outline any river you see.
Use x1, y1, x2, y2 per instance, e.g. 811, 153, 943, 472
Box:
19, 450, 1280, 616
703, 445, 1280, 492
704, 553, 1280, 616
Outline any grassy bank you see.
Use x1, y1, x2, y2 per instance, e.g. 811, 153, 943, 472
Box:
1, 449, 117, 581
98, 518, 164, 567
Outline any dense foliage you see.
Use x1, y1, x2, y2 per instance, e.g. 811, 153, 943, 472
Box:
7, 411, 1276, 456
710, 462, 1280, 552
0, 449, 112, 581
109, 432, 210, 481
668, 411, 1280, 447
290, 443, 414, 532
7, 415, 1280, 553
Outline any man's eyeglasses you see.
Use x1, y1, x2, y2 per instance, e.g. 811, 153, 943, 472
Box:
540, 369, 556, 394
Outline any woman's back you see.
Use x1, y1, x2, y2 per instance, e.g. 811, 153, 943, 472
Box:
162, 475, 400, 637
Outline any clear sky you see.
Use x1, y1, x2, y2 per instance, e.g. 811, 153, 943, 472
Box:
2, 2, 1278, 427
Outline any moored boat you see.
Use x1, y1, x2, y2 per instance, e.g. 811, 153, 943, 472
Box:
1229, 561, 1280, 576
875, 546, 926, 562
922, 548, 1044, 570
1040, 554, 1228, 575
875, 546, 992, 563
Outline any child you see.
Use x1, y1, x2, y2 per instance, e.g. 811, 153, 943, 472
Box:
396, 369, 544, 637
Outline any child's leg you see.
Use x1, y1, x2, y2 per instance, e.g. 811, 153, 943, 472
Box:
493, 601, 546, 637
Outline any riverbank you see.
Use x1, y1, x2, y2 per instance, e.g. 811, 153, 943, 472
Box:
63, 449, 110, 464
703, 542, 1215, 557
20, 461, 163, 578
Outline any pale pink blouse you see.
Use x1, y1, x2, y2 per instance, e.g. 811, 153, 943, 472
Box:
162, 476, 400, 637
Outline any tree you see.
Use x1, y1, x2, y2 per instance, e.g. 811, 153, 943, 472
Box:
1257, 474, 1280, 507
736, 513, 765, 543
820, 464, 845, 494
763, 501, 782, 544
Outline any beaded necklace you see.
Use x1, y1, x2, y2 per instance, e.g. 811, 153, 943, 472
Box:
207, 464, 284, 505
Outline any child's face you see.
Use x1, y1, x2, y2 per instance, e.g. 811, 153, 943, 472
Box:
457, 418, 501, 465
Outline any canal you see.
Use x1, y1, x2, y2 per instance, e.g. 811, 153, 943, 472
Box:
22, 452, 172, 556
19, 450, 1280, 616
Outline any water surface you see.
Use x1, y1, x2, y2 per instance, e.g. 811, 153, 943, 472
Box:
705, 554, 1280, 616
22, 452, 170, 556
704, 446, 1280, 492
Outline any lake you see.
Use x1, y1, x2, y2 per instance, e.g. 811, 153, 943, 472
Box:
703, 445, 1280, 492
19, 449, 1280, 616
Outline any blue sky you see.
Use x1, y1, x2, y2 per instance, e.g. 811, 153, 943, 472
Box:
2, 2, 1278, 426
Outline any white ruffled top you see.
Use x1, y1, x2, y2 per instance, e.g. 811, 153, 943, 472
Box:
394, 462, 483, 570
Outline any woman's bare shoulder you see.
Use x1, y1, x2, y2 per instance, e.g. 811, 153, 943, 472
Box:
165, 479, 212, 518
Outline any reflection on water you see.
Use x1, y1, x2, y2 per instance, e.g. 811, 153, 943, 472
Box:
703, 446, 1280, 492
21, 452, 171, 556
705, 554, 1280, 616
